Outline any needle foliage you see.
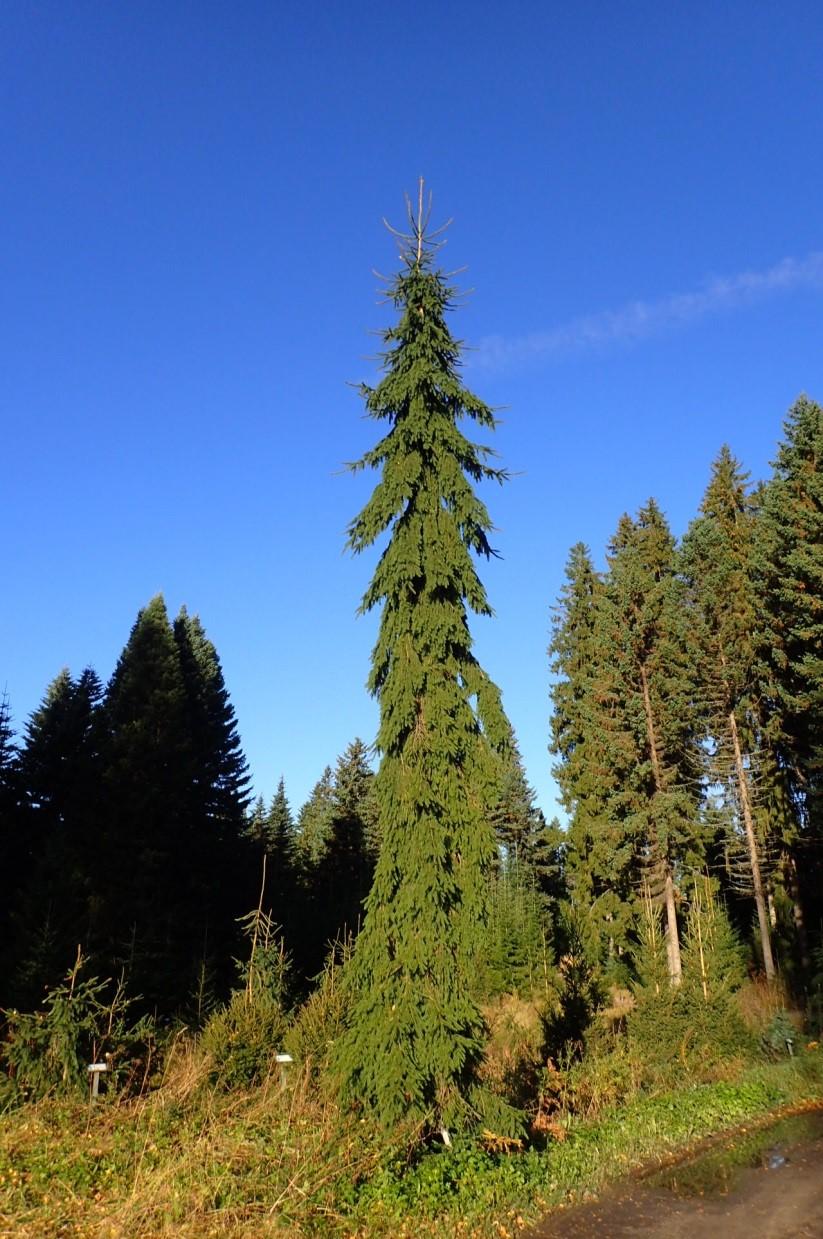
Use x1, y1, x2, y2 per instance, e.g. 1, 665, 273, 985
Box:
336, 195, 516, 1135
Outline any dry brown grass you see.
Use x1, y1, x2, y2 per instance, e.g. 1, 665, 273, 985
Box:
0, 1034, 384, 1239
736, 975, 803, 1035
480, 994, 544, 1108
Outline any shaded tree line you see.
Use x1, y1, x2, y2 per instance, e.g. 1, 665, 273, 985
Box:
0, 604, 381, 1019
550, 395, 823, 994
0, 598, 257, 1018
0, 595, 551, 1026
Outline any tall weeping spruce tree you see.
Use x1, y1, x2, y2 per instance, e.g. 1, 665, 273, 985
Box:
336, 186, 517, 1138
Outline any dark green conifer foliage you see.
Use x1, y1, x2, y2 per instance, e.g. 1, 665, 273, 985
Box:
245, 794, 268, 848
681, 877, 748, 1007
550, 543, 637, 968
336, 189, 515, 1135
529, 815, 567, 907
755, 399, 823, 816
491, 742, 544, 869
541, 905, 602, 1058
314, 738, 379, 931
100, 596, 194, 1010
8, 668, 104, 1005
602, 501, 704, 984
680, 447, 777, 978
0, 691, 20, 996
293, 743, 379, 982
486, 743, 559, 989
173, 608, 252, 837
753, 396, 823, 956
480, 858, 551, 1000
296, 766, 335, 867
0, 690, 15, 782
173, 607, 255, 993
266, 776, 297, 868
264, 776, 300, 950
331, 738, 380, 864
629, 879, 751, 1065
100, 595, 252, 1013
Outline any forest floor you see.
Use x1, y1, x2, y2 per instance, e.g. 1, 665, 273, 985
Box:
1, 1055, 822, 1237
530, 1106, 823, 1239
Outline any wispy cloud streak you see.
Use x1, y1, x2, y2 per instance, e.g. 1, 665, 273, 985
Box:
473, 251, 823, 370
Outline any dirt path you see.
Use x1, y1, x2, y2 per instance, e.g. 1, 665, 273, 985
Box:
529, 1115, 823, 1238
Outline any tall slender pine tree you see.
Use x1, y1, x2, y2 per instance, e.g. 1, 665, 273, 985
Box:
99, 596, 195, 1010
9, 668, 104, 1004
296, 766, 335, 867
0, 691, 19, 999
336, 187, 515, 1136
753, 395, 823, 957
602, 501, 704, 985
680, 447, 777, 978
550, 543, 639, 967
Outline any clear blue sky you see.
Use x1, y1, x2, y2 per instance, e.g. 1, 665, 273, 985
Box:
3, 2, 823, 816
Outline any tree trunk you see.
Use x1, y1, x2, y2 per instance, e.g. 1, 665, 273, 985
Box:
728, 709, 776, 980
639, 662, 682, 985
784, 851, 811, 975
663, 870, 682, 986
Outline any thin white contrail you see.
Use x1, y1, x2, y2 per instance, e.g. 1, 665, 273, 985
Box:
473, 250, 823, 370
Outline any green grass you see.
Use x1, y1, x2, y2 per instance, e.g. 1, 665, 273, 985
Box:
1, 1049, 822, 1238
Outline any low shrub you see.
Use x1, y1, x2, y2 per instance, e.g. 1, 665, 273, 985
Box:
200, 908, 291, 1090
284, 939, 352, 1085
480, 993, 545, 1113
0, 953, 153, 1107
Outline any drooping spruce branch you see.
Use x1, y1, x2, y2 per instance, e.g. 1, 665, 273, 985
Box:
336, 185, 520, 1137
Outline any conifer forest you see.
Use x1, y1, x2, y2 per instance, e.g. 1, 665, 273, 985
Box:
2, 197, 823, 1238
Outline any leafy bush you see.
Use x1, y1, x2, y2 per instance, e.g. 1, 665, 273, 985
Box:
537, 1042, 647, 1123
762, 1008, 801, 1059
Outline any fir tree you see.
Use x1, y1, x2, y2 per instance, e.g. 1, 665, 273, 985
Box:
0, 690, 15, 782
173, 608, 251, 832
487, 741, 559, 973
331, 738, 380, 862
481, 857, 551, 999
8, 668, 104, 1005
550, 543, 638, 969
266, 776, 297, 868
529, 815, 567, 907
491, 741, 544, 870
99, 596, 193, 1009
681, 876, 747, 1008
173, 606, 256, 992
602, 501, 704, 984
336, 187, 516, 1136
754, 398, 823, 864
0, 691, 20, 997
680, 446, 777, 978
305, 740, 378, 977
296, 766, 335, 867
95, 597, 254, 1012
265, 776, 299, 947
753, 397, 823, 966
630, 878, 751, 1063
245, 794, 268, 848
